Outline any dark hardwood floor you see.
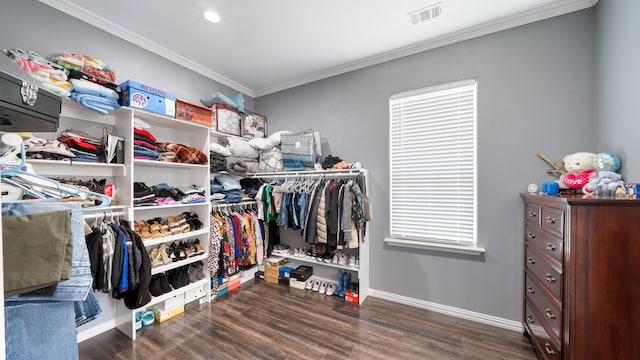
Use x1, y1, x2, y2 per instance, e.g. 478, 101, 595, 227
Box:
78, 280, 537, 360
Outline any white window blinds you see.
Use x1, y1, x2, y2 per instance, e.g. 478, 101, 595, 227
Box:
389, 79, 477, 246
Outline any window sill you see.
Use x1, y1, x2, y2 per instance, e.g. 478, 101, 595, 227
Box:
384, 237, 485, 255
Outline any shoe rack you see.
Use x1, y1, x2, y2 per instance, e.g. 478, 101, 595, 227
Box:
32, 100, 212, 341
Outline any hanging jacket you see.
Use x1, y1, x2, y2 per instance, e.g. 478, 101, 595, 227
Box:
315, 180, 332, 244
121, 220, 152, 309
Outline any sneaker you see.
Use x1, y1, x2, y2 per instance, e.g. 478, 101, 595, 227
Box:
305, 278, 314, 290
319, 281, 328, 294
312, 279, 321, 292
332, 252, 339, 264
348, 255, 356, 267
355, 257, 360, 268
338, 253, 348, 266
326, 282, 336, 296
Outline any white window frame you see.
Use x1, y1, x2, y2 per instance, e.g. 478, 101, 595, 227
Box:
385, 79, 484, 255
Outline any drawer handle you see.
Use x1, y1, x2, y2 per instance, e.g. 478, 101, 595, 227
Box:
527, 257, 536, 265
545, 309, 556, 320
546, 243, 556, 252
526, 315, 535, 324
546, 216, 556, 224
546, 273, 557, 283
527, 232, 536, 239
527, 286, 535, 294
528, 211, 537, 217
544, 342, 556, 355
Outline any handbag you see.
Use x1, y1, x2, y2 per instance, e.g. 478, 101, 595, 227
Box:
280, 130, 319, 170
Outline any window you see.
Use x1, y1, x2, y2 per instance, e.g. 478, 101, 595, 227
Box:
386, 79, 482, 254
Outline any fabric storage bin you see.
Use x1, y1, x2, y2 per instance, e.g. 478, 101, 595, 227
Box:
213, 103, 241, 136
242, 111, 267, 139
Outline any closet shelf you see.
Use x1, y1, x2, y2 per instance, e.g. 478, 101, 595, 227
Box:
146, 278, 209, 308
133, 202, 209, 212
133, 159, 209, 169
150, 253, 208, 275
60, 99, 120, 126
279, 253, 360, 272
141, 228, 209, 247
28, 159, 126, 177
82, 205, 128, 215
131, 108, 210, 131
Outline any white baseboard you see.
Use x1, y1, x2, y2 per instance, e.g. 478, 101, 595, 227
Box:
77, 319, 117, 343
367, 288, 523, 332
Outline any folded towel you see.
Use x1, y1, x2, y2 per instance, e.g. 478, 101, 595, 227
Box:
71, 92, 119, 115
70, 79, 119, 100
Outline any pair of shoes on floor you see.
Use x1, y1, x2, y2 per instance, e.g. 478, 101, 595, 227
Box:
135, 311, 154, 329
309, 279, 337, 296
335, 271, 352, 298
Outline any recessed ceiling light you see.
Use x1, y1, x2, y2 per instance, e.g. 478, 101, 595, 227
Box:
204, 10, 220, 23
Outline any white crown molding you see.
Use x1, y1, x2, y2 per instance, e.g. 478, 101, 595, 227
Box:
254, 0, 596, 96
368, 288, 523, 332
40, 0, 595, 98
38, 0, 255, 97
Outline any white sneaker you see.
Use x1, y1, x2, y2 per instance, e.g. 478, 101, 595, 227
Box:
355, 257, 360, 268
348, 256, 356, 267
319, 281, 328, 294
305, 278, 314, 290
312, 279, 321, 292
331, 253, 339, 264
326, 282, 336, 296
338, 254, 348, 266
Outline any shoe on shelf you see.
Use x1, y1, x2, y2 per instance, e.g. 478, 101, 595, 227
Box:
141, 311, 155, 326
319, 281, 328, 294
305, 278, 314, 290
348, 255, 356, 267
338, 253, 348, 266
355, 257, 360, 268
312, 279, 321, 292
326, 282, 336, 296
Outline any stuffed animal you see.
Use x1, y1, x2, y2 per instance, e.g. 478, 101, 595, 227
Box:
582, 152, 624, 194
583, 170, 624, 194
558, 152, 597, 190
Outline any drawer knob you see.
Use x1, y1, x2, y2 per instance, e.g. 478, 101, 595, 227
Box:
546, 243, 556, 252
528, 211, 537, 217
527, 286, 535, 294
527, 232, 536, 239
546, 216, 556, 224
527, 257, 536, 265
546, 273, 557, 283
544, 342, 556, 355
526, 315, 535, 324
545, 309, 556, 320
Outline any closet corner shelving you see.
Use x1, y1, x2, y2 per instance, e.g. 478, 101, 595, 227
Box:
37, 100, 213, 342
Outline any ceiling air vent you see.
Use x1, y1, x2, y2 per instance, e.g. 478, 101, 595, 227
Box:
408, 1, 443, 25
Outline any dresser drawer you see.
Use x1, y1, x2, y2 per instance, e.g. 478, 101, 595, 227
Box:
541, 206, 565, 239
525, 225, 563, 263
525, 271, 562, 339
526, 202, 542, 227
525, 245, 562, 300
524, 300, 561, 360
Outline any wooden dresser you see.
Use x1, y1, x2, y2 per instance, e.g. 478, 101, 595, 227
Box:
521, 193, 640, 360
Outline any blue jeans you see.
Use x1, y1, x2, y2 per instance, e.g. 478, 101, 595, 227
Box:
2, 200, 102, 325
5, 301, 78, 360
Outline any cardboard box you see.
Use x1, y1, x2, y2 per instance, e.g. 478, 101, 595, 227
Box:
279, 266, 294, 279
345, 291, 360, 304
616, 183, 640, 199
289, 278, 306, 290
176, 98, 212, 126
265, 261, 286, 284
119, 80, 176, 117
163, 293, 184, 310
291, 265, 313, 282
278, 277, 290, 286
228, 277, 241, 291
150, 305, 184, 323
184, 284, 207, 303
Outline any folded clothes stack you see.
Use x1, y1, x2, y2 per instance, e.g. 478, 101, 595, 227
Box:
2, 48, 72, 97
134, 182, 156, 207
156, 142, 208, 165
48, 52, 120, 114
210, 179, 225, 203
23, 135, 75, 161
134, 128, 159, 160
133, 182, 207, 207
57, 129, 102, 163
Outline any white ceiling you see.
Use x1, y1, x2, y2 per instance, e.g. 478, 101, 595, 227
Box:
39, 0, 596, 97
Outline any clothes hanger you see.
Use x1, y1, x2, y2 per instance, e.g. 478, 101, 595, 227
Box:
1, 142, 111, 209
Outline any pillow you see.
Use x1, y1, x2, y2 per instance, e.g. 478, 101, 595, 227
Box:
210, 142, 231, 157
200, 91, 239, 109
227, 136, 259, 159
247, 137, 273, 151
267, 130, 292, 147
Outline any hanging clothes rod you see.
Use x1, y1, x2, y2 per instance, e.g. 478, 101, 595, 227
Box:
211, 201, 257, 209
82, 210, 126, 220
249, 169, 362, 179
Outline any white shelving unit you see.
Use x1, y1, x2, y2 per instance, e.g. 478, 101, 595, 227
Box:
29, 100, 213, 341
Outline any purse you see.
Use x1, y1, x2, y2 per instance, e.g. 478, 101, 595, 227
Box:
280, 130, 319, 170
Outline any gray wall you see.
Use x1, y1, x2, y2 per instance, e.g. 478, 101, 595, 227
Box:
256, 9, 597, 321
596, 0, 640, 181
0, 0, 254, 110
